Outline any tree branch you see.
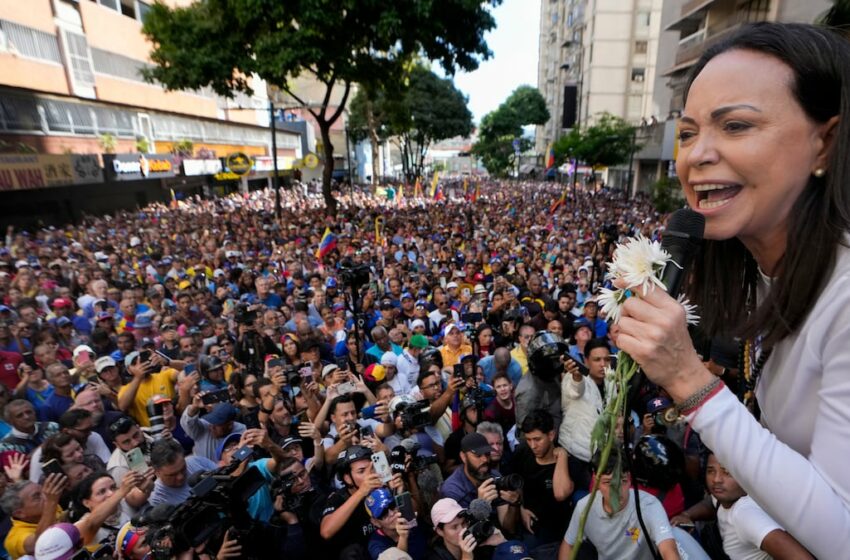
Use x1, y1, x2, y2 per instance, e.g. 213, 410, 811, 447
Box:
327, 81, 352, 126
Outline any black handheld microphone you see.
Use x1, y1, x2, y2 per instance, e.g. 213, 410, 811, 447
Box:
626, 208, 705, 405
659, 209, 706, 297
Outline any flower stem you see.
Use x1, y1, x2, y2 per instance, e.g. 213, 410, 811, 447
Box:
567, 359, 638, 560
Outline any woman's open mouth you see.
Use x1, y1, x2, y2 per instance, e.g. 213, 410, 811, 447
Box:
693, 183, 742, 210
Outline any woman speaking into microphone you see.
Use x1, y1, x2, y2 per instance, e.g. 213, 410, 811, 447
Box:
615, 23, 850, 559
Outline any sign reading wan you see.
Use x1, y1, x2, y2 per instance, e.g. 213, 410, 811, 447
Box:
0, 154, 103, 191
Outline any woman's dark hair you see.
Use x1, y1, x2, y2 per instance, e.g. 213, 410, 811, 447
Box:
685, 23, 850, 348
42, 433, 78, 464
68, 471, 113, 522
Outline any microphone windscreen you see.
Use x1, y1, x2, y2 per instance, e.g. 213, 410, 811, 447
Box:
665, 208, 705, 239
468, 498, 492, 520
418, 468, 439, 494
400, 438, 419, 452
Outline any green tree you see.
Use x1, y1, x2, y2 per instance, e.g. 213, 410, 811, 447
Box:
472, 85, 548, 177
99, 133, 117, 154
819, 0, 850, 37
143, 0, 500, 214
553, 112, 639, 169
650, 175, 684, 214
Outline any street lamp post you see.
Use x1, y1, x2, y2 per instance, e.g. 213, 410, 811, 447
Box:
269, 100, 281, 220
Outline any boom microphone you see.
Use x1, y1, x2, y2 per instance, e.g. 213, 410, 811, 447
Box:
468, 498, 492, 521
659, 209, 705, 296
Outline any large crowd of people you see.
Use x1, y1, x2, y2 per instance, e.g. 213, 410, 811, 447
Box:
0, 178, 802, 560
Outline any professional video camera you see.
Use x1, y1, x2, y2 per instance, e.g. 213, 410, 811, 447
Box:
143, 449, 267, 560
396, 399, 432, 431
234, 303, 259, 326
338, 259, 371, 291
389, 438, 439, 475
465, 385, 496, 411
270, 471, 305, 512
462, 499, 495, 544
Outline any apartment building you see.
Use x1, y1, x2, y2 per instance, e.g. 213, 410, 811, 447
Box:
629, 0, 832, 196
536, 0, 667, 156
0, 0, 307, 224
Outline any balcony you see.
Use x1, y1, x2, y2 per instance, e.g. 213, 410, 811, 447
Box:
665, 0, 716, 32
664, 21, 741, 75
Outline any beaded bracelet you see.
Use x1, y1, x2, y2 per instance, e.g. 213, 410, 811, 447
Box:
676, 377, 724, 416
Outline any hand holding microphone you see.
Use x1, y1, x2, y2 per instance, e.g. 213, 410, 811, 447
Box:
616, 209, 716, 403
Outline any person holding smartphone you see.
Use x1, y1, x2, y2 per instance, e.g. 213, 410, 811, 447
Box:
557, 338, 610, 494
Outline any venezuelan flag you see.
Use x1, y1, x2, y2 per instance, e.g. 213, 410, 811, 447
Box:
316, 227, 337, 259
430, 172, 440, 197
549, 188, 566, 214
545, 142, 556, 171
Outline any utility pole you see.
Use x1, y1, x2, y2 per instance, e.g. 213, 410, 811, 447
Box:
270, 100, 281, 219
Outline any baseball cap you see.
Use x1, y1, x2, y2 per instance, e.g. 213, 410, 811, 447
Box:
378, 549, 413, 560
446, 281, 458, 289
363, 363, 386, 383
116, 522, 143, 559
34, 523, 81, 560
72, 345, 94, 359
443, 323, 460, 337
96, 311, 113, 321
408, 334, 428, 349
215, 432, 242, 461
410, 319, 425, 330
414, 300, 428, 308
646, 396, 673, 414
492, 541, 533, 560
94, 356, 116, 373
364, 487, 395, 519
431, 498, 465, 526
281, 436, 302, 450
380, 299, 394, 310
321, 364, 340, 378
473, 284, 487, 294
204, 403, 237, 426
461, 432, 492, 456
134, 314, 153, 329
55, 317, 71, 328
326, 277, 338, 288
51, 298, 72, 309
400, 292, 413, 300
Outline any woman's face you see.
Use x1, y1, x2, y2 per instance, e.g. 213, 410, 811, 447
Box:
61, 439, 84, 465
83, 476, 117, 511
677, 49, 835, 247
478, 328, 492, 347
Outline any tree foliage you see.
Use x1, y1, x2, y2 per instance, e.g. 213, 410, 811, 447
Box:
349, 66, 472, 182
553, 112, 639, 169
142, 0, 500, 213
650, 175, 685, 214
472, 85, 549, 177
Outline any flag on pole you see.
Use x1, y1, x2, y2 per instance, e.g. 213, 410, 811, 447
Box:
414, 177, 422, 198
434, 184, 445, 202
398, 184, 404, 206
472, 181, 481, 202
462, 178, 469, 197
430, 172, 440, 197
316, 227, 337, 259
545, 142, 556, 171
549, 188, 567, 214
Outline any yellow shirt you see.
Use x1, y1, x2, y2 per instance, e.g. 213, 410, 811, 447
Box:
118, 369, 177, 427
440, 343, 473, 369
5, 507, 62, 559
511, 346, 529, 376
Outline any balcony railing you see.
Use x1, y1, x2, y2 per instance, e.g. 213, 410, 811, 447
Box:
674, 22, 740, 66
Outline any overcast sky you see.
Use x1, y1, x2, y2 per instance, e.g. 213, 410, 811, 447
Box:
451, 0, 541, 125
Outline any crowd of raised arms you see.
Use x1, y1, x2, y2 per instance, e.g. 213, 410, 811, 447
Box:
0, 180, 789, 560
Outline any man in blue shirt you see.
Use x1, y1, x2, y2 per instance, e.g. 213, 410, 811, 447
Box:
479, 348, 523, 387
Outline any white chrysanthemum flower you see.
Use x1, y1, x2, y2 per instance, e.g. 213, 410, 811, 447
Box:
597, 287, 627, 324
677, 294, 700, 326
609, 235, 670, 295
603, 366, 618, 405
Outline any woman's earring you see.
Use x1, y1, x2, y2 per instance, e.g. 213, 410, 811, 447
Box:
813, 168, 826, 178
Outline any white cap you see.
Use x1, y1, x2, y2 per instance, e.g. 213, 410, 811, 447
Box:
380, 352, 398, 368
321, 363, 339, 378
473, 284, 487, 294
446, 281, 458, 289
72, 345, 94, 358
129, 236, 141, 247
410, 319, 425, 330
94, 356, 116, 373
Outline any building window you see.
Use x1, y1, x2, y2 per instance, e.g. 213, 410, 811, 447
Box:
635, 40, 648, 54
631, 68, 646, 82
0, 20, 62, 63
738, 0, 771, 23
636, 11, 651, 27
137, 1, 153, 22
91, 47, 152, 82
64, 31, 95, 87
97, 0, 120, 11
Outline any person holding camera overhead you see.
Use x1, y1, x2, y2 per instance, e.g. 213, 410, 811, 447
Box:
117, 351, 178, 428
180, 395, 246, 462
440, 433, 520, 536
